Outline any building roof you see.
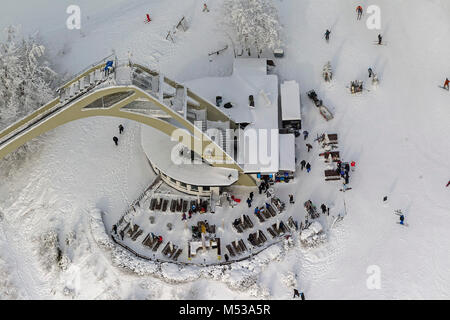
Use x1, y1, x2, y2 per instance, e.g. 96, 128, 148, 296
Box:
185, 58, 281, 174
280, 80, 301, 121
279, 133, 296, 172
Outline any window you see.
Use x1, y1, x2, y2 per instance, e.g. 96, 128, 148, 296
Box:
191, 185, 198, 191
180, 182, 187, 188
202, 186, 210, 191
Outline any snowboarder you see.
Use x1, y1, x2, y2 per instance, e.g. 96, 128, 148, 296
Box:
306, 143, 313, 152
306, 163, 311, 173
324, 29, 331, 42
119, 124, 124, 134
113, 136, 118, 146
293, 289, 300, 298
202, 3, 209, 12
246, 198, 252, 208
356, 6, 363, 20
289, 194, 295, 204
378, 34, 383, 45
368, 68, 373, 78
303, 130, 309, 140
300, 160, 306, 170
321, 204, 327, 215
443, 78, 450, 90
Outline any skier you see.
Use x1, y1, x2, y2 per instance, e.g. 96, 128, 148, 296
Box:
303, 130, 309, 140
306, 143, 313, 152
293, 289, 300, 298
356, 6, 363, 20
399, 214, 405, 225
249, 191, 254, 200
368, 68, 373, 78
324, 29, 331, 42
188, 210, 192, 219
321, 204, 327, 215
182, 213, 186, 220
119, 124, 124, 134
300, 160, 306, 170
378, 34, 383, 45
224, 254, 229, 262
289, 194, 295, 204
306, 162, 311, 173
351, 161, 356, 171
447, 180, 450, 187
443, 78, 450, 90
113, 136, 118, 146
202, 3, 209, 12
300, 292, 305, 300
246, 198, 252, 208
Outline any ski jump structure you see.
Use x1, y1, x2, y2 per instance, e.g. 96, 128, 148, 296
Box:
0, 55, 256, 186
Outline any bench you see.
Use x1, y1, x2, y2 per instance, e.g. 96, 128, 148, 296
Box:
152, 239, 163, 252
155, 198, 162, 210
288, 216, 298, 231
243, 215, 254, 228
162, 199, 169, 211
238, 239, 247, 252
150, 198, 157, 211
261, 208, 271, 219
255, 212, 265, 223
232, 241, 241, 254
325, 169, 341, 181
142, 234, 155, 248
226, 244, 236, 257
131, 229, 143, 241
176, 199, 183, 212
173, 249, 183, 261
266, 204, 277, 217
170, 199, 176, 212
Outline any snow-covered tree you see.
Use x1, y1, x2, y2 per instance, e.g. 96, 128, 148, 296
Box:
222, 0, 282, 55
0, 26, 57, 126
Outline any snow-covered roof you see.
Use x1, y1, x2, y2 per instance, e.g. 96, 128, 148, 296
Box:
279, 134, 296, 172
280, 80, 301, 121
185, 58, 280, 174
141, 125, 239, 186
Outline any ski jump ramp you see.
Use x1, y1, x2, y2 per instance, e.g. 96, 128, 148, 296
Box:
0, 57, 256, 187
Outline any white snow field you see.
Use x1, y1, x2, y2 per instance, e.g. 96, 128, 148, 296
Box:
0, 0, 449, 299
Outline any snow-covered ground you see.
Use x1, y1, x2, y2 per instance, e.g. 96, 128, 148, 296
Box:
0, 0, 450, 299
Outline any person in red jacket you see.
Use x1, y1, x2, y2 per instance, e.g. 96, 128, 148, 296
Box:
446, 180, 450, 187
356, 6, 363, 20
443, 78, 449, 90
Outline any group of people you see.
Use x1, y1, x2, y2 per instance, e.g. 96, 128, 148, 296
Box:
258, 179, 271, 194
113, 124, 124, 146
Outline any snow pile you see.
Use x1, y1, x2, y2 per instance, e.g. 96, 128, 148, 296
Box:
300, 221, 326, 247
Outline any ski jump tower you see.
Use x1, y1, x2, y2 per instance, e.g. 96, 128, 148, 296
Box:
0, 56, 256, 193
